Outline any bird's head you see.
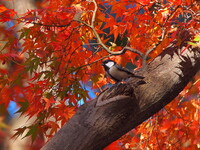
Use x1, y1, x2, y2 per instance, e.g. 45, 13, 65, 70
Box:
102, 59, 116, 69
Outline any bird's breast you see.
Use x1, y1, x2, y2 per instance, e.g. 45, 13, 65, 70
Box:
109, 67, 129, 81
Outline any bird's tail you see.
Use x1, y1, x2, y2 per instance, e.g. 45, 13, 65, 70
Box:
133, 75, 145, 79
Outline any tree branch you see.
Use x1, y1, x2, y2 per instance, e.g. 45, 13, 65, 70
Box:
41, 32, 200, 150
68, 54, 112, 74
142, 26, 166, 68
80, 0, 144, 58
142, 5, 181, 68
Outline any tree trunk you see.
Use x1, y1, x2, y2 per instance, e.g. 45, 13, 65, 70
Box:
42, 32, 200, 150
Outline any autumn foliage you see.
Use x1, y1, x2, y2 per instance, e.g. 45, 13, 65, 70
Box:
0, 0, 199, 149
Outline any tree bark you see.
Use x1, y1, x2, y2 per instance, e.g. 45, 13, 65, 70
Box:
42, 33, 200, 150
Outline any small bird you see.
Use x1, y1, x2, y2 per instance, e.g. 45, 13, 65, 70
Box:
102, 59, 144, 83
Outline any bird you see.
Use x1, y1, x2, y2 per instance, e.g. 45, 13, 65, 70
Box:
102, 59, 144, 83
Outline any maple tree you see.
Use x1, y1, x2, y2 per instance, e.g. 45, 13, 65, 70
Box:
0, 0, 200, 149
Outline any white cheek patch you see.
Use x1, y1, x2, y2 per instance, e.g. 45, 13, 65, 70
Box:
105, 62, 114, 68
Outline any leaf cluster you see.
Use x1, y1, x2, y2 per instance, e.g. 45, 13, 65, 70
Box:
0, 0, 199, 147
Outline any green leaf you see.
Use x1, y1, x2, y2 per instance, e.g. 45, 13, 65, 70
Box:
193, 36, 200, 42
91, 74, 102, 83
16, 99, 29, 114
12, 127, 27, 139
23, 125, 38, 142
188, 41, 196, 46
24, 55, 40, 75
19, 28, 30, 40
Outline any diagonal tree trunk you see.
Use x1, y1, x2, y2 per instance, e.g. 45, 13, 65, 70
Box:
42, 32, 200, 150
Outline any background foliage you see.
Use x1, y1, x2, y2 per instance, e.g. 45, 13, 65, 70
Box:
0, 0, 199, 149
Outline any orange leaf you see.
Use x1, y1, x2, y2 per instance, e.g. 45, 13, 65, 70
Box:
0, 5, 7, 13
104, 141, 122, 150
43, 97, 55, 110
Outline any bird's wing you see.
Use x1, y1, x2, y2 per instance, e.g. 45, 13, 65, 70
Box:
115, 64, 144, 79
115, 64, 135, 75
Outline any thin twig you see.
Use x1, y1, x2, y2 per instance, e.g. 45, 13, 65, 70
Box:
123, 46, 144, 58
69, 54, 112, 74
142, 26, 166, 68
142, 5, 181, 68
155, 116, 162, 150
79, 0, 144, 58
91, 0, 97, 28
15, 17, 74, 28
83, 43, 100, 46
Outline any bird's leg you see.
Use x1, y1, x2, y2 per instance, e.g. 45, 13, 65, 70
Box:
115, 82, 122, 86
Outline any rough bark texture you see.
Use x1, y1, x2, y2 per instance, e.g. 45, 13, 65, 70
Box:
42, 35, 200, 150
